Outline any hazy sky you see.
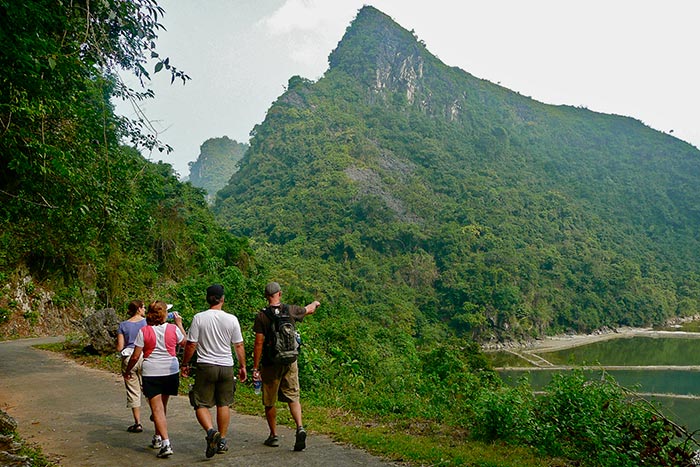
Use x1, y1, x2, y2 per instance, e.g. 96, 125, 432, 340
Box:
115, 0, 700, 178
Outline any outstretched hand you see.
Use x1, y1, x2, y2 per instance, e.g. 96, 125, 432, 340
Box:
306, 300, 321, 314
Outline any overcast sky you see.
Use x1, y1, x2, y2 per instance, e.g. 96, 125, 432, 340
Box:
114, 0, 700, 178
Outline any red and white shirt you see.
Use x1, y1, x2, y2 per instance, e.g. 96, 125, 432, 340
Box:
134, 323, 184, 376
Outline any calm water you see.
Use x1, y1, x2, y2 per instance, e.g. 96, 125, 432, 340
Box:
489, 333, 700, 432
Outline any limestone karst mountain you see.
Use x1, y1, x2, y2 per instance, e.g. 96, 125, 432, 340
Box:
214, 6, 700, 339
188, 136, 248, 202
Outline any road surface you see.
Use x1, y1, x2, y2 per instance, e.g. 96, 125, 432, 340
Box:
0, 337, 399, 466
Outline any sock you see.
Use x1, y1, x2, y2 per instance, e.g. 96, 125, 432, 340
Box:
162, 439, 170, 447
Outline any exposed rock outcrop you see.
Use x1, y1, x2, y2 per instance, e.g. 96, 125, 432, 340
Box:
0, 411, 30, 467
82, 308, 119, 355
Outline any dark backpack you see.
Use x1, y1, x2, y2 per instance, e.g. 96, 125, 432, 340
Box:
263, 304, 299, 365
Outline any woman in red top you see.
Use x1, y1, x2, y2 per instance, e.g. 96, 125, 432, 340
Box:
124, 301, 186, 458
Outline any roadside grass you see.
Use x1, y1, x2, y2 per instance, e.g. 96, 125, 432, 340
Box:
35, 341, 567, 467
15, 437, 57, 467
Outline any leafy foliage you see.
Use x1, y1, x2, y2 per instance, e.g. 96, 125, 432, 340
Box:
0, 1, 255, 311
472, 371, 696, 466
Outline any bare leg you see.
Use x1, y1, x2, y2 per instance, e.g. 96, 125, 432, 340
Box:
264, 405, 277, 436
288, 400, 302, 429
217, 405, 230, 438
195, 407, 214, 432
149, 395, 169, 441
131, 406, 141, 425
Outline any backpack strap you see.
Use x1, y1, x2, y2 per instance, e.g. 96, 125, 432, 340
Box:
263, 304, 289, 322
263, 305, 274, 322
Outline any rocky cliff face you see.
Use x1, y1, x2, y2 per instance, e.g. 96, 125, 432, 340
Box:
375, 51, 425, 105
329, 7, 429, 106
327, 6, 492, 124
0, 265, 86, 339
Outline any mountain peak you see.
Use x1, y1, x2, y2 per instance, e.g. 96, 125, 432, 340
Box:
328, 6, 429, 98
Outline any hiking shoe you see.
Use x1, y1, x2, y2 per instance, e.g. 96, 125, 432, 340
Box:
217, 437, 228, 454
151, 435, 162, 449
205, 428, 221, 458
126, 423, 143, 433
263, 434, 280, 447
294, 426, 307, 451
156, 444, 173, 458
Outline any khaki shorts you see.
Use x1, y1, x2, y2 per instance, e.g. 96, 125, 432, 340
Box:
261, 361, 299, 406
121, 354, 143, 408
189, 363, 236, 409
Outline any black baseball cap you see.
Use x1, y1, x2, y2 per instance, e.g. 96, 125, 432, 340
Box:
206, 284, 224, 299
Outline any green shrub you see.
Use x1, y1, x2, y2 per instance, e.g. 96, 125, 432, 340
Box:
532, 370, 695, 466
23, 309, 39, 325
472, 384, 535, 443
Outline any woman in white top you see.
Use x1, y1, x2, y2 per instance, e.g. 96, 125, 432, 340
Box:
124, 301, 186, 458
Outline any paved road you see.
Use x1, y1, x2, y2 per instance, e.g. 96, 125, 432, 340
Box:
0, 337, 398, 466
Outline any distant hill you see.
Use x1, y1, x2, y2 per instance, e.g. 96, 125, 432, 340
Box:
188, 136, 248, 202
214, 6, 700, 341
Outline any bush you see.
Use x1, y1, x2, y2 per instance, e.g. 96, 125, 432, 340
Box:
532, 370, 695, 466
472, 384, 535, 443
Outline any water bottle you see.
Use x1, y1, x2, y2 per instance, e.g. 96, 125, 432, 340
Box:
254, 379, 262, 395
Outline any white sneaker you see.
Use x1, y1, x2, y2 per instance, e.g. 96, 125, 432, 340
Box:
151, 435, 162, 449
156, 444, 173, 458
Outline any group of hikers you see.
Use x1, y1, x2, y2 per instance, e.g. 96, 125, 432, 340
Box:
115, 282, 320, 459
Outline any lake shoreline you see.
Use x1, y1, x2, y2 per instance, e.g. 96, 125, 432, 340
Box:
483, 323, 700, 354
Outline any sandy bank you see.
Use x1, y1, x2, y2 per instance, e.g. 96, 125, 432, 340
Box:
484, 326, 700, 354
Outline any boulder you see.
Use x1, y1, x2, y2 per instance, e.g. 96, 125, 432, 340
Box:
82, 308, 119, 355
0, 434, 21, 453
0, 451, 31, 467
0, 410, 16, 434
0, 411, 28, 467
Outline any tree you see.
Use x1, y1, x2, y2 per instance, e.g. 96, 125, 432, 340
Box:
0, 0, 193, 296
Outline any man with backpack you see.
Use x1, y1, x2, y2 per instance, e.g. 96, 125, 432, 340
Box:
252, 281, 320, 451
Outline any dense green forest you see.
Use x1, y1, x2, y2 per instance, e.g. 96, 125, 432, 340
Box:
0, 0, 261, 322
188, 136, 248, 203
215, 6, 700, 343
1, 2, 699, 465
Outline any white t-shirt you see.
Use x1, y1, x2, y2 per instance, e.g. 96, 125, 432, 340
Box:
134, 323, 185, 377
187, 309, 243, 366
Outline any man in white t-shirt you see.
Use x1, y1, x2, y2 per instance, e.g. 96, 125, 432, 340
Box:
181, 284, 247, 458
